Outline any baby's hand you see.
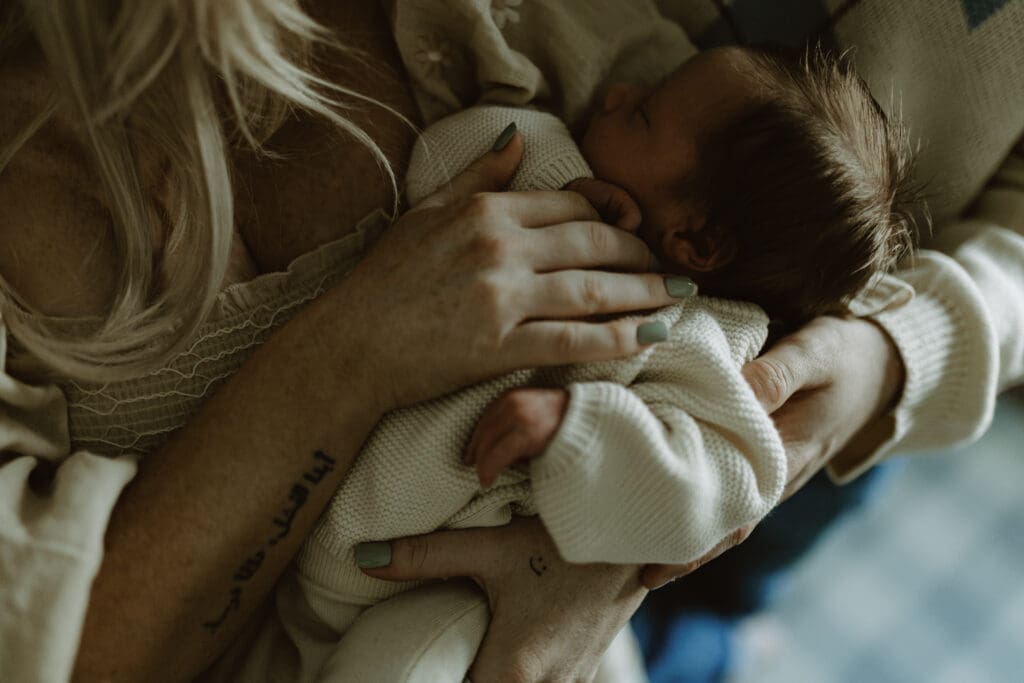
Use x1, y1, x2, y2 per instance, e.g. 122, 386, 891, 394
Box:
564, 178, 642, 232
465, 388, 570, 488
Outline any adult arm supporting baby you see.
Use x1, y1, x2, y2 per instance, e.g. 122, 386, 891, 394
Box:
826, 137, 1024, 481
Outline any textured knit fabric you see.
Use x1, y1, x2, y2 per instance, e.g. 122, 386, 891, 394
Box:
297, 296, 785, 605
392, 0, 697, 129
2, 1, 1024, 681
406, 106, 593, 204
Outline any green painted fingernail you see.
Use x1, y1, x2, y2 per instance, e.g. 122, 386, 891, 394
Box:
491, 122, 517, 151
665, 276, 698, 298
636, 321, 668, 345
355, 541, 392, 569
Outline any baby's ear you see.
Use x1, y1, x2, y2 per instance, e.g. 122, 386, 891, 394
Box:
662, 220, 737, 273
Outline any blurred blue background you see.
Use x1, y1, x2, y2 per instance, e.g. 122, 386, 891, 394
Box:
724, 389, 1024, 683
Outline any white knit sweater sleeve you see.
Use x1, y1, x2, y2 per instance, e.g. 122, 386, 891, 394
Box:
830, 140, 1024, 482
0, 317, 138, 682
530, 300, 787, 565
405, 106, 592, 205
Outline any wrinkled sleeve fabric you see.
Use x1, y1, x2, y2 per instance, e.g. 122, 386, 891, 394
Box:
531, 300, 787, 565
0, 316, 137, 683
391, 0, 695, 128
406, 105, 592, 205
832, 139, 1024, 482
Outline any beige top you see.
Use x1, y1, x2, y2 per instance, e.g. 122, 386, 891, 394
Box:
0, 209, 391, 682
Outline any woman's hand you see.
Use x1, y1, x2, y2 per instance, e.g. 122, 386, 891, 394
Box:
641, 315, 905, 589
361, 516, 646, 683
331, 130, 688, 414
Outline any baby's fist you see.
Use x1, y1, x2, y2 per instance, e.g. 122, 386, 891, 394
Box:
564, 178, 642, 232
465, 388, 570, 488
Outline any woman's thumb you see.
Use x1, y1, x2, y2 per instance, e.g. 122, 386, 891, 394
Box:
421, 123, 523, 207
742, 349, 802, 414
355, 528, 486, 584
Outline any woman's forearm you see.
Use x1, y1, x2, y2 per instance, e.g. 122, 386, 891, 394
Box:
73, 292, 384, 682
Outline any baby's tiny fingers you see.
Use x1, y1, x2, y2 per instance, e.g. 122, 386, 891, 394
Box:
476, 429, 536, 488
615, 202, 642, 232
464, 424, 482, 465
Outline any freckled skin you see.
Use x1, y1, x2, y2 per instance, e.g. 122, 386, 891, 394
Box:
0, 1, 421, 316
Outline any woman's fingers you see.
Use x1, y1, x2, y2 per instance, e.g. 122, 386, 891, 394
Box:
528, 221, 653, 272
528, 271, 688, 318
417, 128, 525, 208
357, 528, 492, 585
504, 318, 665, 367
501, 189, 601, 227
362, 518, 645, 683
741, 323, 837, 413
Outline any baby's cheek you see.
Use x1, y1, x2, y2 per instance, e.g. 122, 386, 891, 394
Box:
578, 114, 621, 170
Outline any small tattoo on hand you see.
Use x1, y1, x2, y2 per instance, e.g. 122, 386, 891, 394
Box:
529, 555, 548, 577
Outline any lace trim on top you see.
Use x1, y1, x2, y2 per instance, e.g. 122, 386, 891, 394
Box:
59, 210, 391, 456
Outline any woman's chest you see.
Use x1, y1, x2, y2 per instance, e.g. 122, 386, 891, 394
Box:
1, 1, 417, 314
230, 1, 419, 275
230, 111, 414, 277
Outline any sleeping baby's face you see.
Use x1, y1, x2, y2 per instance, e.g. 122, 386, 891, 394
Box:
579, 46, 756, 263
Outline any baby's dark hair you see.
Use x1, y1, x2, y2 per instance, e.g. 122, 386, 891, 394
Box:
691, 45, 922, 327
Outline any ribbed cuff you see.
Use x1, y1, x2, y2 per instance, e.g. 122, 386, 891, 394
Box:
845, 272, 915, 317
530, 155, 593, 191
532, 382, 617, 482
828, 251, 998, 482
531, 382, 724, 565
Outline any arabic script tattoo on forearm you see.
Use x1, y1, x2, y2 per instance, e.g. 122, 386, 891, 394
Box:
202, 450, 337, 633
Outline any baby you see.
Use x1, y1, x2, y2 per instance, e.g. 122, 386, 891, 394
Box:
454, 43, 920, 488
288, 41, 919, 678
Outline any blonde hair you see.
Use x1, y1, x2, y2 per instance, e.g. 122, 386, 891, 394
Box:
0, 0, 401, 382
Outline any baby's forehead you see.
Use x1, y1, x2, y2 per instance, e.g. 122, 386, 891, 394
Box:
660, 46, 763, 94
654, 47, 762, 132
